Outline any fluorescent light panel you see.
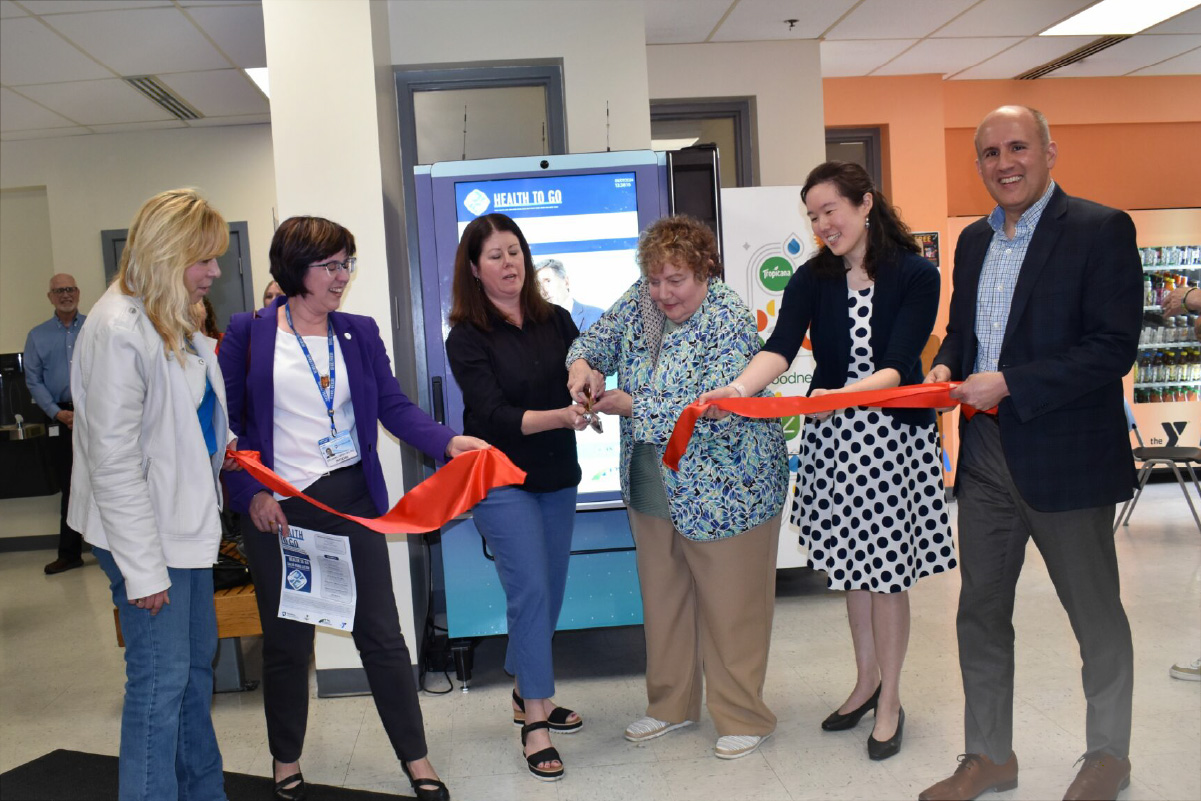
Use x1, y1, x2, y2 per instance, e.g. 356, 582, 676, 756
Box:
1041, 0, 1200, 35
244, 68, 269, 99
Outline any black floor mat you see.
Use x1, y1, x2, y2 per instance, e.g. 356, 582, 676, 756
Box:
0, 749, 415, 801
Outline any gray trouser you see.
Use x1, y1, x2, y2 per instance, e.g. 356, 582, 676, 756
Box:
955, 414, 1133, 763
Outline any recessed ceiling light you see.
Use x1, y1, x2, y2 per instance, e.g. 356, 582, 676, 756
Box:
244, 67, 269, 99
1041, 0, 1200, 35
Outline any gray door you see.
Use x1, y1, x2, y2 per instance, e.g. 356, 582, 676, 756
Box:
100, 221, 255, 333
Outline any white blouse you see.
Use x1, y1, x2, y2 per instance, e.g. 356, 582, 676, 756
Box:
271, 329, 361, 493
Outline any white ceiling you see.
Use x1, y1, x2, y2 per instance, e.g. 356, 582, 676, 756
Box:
1, 0, 1198, 142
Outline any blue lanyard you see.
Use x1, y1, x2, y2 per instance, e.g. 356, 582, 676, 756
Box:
284, 303, 337, 435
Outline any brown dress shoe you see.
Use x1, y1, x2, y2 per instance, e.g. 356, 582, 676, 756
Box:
1063, 753, 1131, 801
44, 558, 84, 575
918, 752, 1018, 801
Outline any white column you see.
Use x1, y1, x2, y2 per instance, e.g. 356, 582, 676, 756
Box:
262, 0, 417, 682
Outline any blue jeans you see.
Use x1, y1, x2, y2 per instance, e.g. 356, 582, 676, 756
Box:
96, 548, 226, 801
471, 485, 577, 699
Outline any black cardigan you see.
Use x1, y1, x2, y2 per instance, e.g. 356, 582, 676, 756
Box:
763, 249, 940, 426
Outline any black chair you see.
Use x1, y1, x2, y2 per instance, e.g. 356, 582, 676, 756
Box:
1114, 401, 1201, 534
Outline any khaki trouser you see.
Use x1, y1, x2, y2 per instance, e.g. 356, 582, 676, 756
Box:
627, 508, 780, 736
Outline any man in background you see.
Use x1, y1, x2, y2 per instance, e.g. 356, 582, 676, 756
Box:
24, 273, 87, 574
536, 258, 604, 332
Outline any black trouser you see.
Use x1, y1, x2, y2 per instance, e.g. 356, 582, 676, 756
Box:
240, 464, 428, 764
956, 414, 1133, 762
50, 402, 82, 561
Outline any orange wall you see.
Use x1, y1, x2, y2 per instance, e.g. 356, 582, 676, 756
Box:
947, 122, 1201, 216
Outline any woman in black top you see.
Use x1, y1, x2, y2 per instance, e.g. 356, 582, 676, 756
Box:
444, 213, 588, 782
701, 162, 956, 761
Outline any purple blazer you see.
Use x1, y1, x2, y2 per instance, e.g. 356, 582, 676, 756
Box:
219, 297, 456, 516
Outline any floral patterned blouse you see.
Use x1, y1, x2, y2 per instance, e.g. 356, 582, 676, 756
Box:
566, 278, 787, 541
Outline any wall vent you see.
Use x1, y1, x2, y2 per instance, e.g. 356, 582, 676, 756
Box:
123, 75, 202, 120
1015, 35, 1131, 79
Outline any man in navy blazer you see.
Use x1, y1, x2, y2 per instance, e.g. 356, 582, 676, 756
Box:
921, 107, 1140, 801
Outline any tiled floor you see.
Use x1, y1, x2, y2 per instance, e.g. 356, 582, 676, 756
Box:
2, 483, 1198, 801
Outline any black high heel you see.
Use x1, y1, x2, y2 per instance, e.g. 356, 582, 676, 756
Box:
520, 720, 565, 781
271, 759, 306, 801
821, 684, 881, 731
867, 707, 905, 761
512, 689, 583, 732
401, 760, 451, 801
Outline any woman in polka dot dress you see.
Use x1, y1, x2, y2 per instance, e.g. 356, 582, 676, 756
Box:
701, 161, 956, 761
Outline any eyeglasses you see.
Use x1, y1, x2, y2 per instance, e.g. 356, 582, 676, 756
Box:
311, 257, 357, 277
50, 287, 79, 296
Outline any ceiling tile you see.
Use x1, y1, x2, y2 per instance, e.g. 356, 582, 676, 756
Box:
44, 7, 230, 76
186, 3, 265, 68
0, 1, 28, 18
185, 112, 269, 127
711, 0, 856, 42
19, 78, 175, 124
0, 87, 76, 130
644, 0, 733, 44
89, 119, 187, 133
873, 36, 1023, 76
826, 0, 976, 40
950, 35, 1095, 79
1128, 44, 1201, 73
20, 0, 171, 12
1, 125, 90, 140
159, 69, 266, 116
0, 17, 111, 85
1050, 33, 1201, 76
177, 0, 261, 5
1144, 5, 1201, 34
820, 39, 916, 77
935, 0, 1097, 37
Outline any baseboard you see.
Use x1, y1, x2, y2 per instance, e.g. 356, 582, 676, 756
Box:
0, 534, 58, 552
315, 664, 422, 697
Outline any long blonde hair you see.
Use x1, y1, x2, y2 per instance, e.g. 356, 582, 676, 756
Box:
117, 189, 228, 361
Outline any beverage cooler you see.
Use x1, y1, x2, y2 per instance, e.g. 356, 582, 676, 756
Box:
1130, 244, 1201, 449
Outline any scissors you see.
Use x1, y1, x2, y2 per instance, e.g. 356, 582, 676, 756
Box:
580, 384, 603, 434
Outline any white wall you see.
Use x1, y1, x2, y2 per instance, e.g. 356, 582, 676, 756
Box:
0, 187, 55, 353
647, 41, 826, 187
389, 0, 652, 153
0, 125, 278, 317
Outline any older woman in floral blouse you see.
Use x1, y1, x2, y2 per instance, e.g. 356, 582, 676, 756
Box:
567, 215, 787, 760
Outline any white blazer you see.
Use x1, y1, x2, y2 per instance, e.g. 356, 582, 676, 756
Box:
68, 284, 231, 600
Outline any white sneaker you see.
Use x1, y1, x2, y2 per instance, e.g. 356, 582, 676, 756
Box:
624, 716, 693, 742
715, 733, 770, 759
1169, 657, 1201, 681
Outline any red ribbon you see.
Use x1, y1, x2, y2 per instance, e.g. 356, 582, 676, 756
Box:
225, 447, 527, 534
663, 381, 994, 471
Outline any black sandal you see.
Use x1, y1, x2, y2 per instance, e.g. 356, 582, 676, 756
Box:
401, 760, 450, 801
512, 689, 583, 733
271, 759, 306, 801
520, 721, 565, 781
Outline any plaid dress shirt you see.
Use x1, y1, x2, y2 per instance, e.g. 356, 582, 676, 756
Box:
973, 180, 1057, 374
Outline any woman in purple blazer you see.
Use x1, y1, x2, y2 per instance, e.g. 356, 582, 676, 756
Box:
220, 217, 486, 801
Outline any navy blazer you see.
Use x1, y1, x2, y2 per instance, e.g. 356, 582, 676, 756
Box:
764, 249, 940, 427
933, 186, 1141, 512
219, 297, 456, 517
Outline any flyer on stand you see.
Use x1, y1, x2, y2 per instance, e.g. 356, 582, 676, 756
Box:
277, 525, 357, 632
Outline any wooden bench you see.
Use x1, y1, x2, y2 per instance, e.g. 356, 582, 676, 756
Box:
113, 576, 263, 693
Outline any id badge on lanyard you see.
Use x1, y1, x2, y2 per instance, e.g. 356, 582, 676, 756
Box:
286, 305, 359, 470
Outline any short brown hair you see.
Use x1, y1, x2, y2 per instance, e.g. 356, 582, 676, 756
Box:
449, 213, 552, 330
270, 216, 356, 298
636, 215, 722, 281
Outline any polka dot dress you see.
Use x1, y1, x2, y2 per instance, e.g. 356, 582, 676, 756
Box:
790, 286, 956, 593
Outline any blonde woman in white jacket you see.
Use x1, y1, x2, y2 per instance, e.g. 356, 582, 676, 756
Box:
69, 189, 238, 801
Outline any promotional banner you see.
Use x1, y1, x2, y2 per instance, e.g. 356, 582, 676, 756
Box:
721, 186, 818, 568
